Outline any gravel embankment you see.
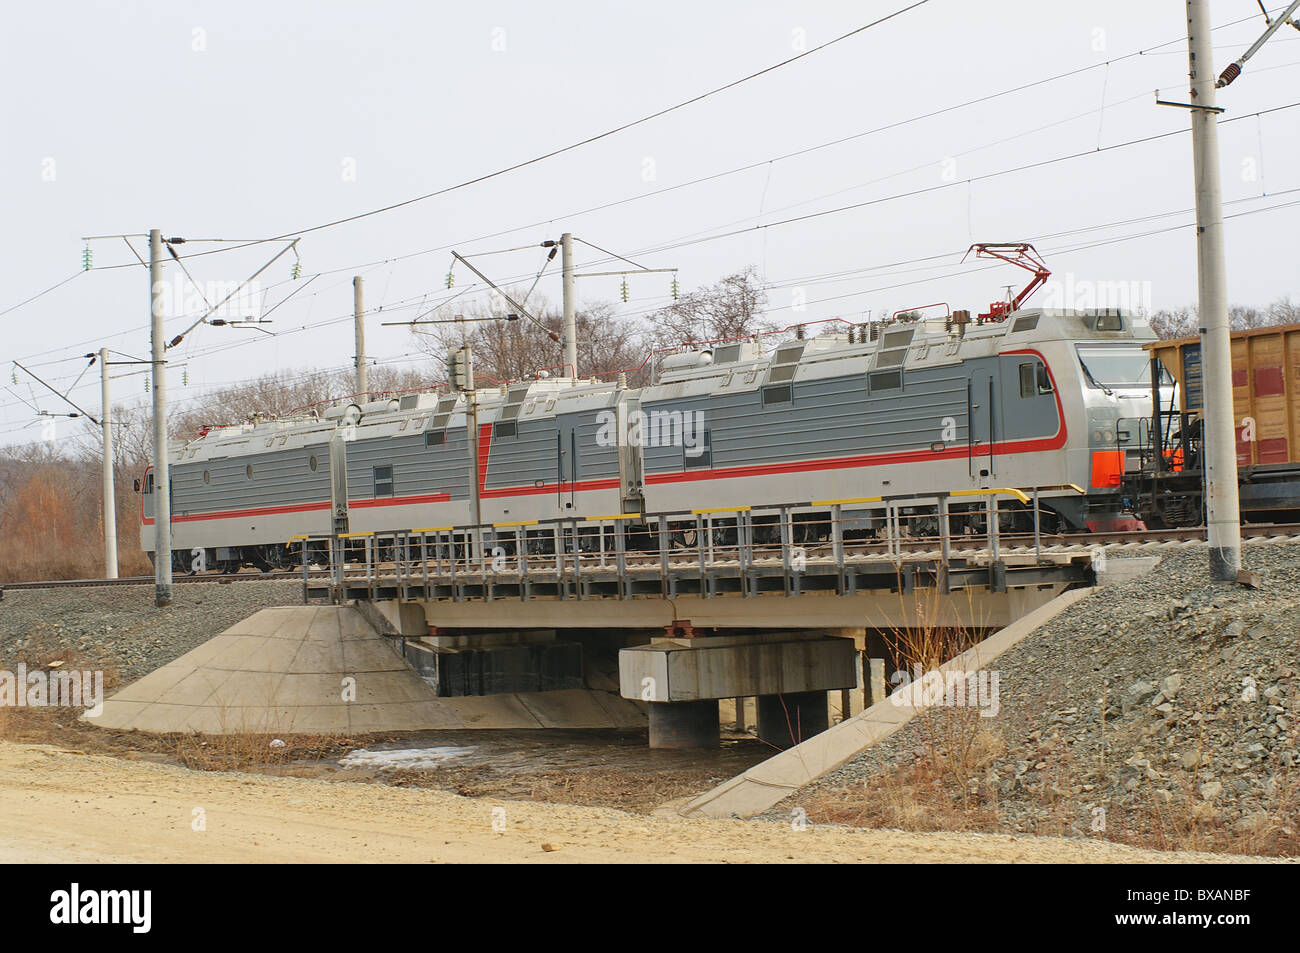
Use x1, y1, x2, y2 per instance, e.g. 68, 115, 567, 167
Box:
785, 544, 1300, 844
0, 580, 303, 681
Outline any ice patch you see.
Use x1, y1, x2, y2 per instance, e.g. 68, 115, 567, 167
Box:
339, 746, 476, 771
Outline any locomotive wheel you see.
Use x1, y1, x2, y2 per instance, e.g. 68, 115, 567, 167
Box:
673, 527, 698, 549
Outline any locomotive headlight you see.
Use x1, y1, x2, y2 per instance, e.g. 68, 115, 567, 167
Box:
1103, 431, 1115, 443
1092, 428, 1104, 444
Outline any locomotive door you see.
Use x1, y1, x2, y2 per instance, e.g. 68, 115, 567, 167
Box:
967, 364, 998, 481
555, 414, 579, 512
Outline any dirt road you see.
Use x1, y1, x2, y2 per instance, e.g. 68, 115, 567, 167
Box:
0, 742, 1261, 863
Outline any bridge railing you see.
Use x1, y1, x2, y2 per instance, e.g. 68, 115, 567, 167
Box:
294, 485, 1082, 601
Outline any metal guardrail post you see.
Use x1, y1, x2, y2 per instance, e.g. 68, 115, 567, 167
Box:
988, 496, 1001, 563
365, 536, 375, 600
779, 505, 792, 596
886, 501, 897, 561
299, 538, 308, 604
658, 519, 670, 596
831, 503, 845, 570
614, 519, 628, 599
696, 513, 708, 596
937, 496, 951, 594
938, 497, 951, 562
569, 519, 582, 597
553, 524, 565, 599
1032, 486, 1042, 560
420, 532, 430, 596
517, 526, 528, 600
738, 509, 751, 597
393, 533, 404, 599
448, 529, 460, 602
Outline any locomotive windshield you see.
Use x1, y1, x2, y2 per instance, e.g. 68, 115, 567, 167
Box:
1075, 345, 1167, 389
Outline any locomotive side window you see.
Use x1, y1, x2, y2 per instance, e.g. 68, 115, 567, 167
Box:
203, 470, 211, 484
761, 383, 793, 406
1019, 363, 1034, 398
868, 369, 902, 393
309, 455, 318, 471
245, 464, 253, 479
373, 465, 394, 498
684, 429, 712, 469
494, 420, 517, 438
424, 431, 445, 447
1019, 362, 1054, 398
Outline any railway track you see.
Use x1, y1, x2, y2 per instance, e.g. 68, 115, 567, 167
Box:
0, 570, 313, 592
5, 522, 1299, 592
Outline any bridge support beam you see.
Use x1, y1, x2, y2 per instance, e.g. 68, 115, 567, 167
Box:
621, 633, 856, 748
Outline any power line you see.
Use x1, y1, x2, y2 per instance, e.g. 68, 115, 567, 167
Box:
2, 7, 1293, 402
0, 271, 84, 319
625, 101, 1300, 260
215, 2, 935, 246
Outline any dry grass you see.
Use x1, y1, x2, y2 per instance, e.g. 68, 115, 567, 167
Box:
806, 614, 1298, 857
805, 710, 1005, 833
169, 731, 352, 774
0, 645, 121, 744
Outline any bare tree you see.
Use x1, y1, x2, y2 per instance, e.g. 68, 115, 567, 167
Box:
409, 291, 647, 384
644, 266, 773, 351
1148, 298, 1300, 339
1148, 306, 1198, 340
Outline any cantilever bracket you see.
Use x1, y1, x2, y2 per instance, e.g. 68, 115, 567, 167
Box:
1154, 90, 1225, 113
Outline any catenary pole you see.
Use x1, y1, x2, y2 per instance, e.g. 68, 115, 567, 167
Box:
99, 347, 117, 579
150, 228, 173, 605
1186, 0, 1241, 580
353, 275, 367, 398
561, 232, 577, 378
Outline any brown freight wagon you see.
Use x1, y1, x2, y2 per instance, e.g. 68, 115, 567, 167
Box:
1125, 322, 1300, 526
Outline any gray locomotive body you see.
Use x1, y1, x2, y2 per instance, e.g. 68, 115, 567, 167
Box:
140, 308, 1158, 570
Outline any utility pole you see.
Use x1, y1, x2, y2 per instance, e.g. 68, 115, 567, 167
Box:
1186, 0, 1241, 580
149, 228, 173, 606
561, 232, 577, 378
353, 275, 367, 398
99, 347, 117, 579
464, 346, 481, 562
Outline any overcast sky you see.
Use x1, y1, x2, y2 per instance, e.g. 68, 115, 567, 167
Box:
2, 0, 1298, 446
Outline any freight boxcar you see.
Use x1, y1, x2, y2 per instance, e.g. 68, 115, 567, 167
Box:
1122, 322, 1300, 526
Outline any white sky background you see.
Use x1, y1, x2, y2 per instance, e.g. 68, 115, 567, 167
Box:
2, 0, 1298, 446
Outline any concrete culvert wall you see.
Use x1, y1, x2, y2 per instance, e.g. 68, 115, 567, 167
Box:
86, 606, 459, 734
86, 606, 646, 735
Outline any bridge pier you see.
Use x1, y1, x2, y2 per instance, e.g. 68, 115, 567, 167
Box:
648, 700, 720, 749
620, 632, 857, 749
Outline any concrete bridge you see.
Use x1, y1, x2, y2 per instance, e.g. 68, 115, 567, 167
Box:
296, 489, 1095, 748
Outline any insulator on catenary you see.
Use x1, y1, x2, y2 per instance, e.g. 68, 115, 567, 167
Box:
1218, 62, 1241, 86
